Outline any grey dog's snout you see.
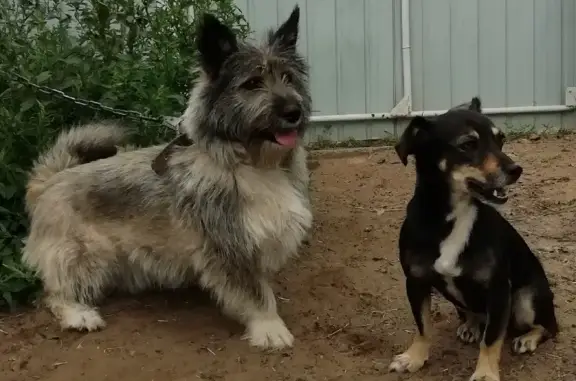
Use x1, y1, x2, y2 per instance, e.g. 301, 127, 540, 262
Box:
278, 103, 302, 128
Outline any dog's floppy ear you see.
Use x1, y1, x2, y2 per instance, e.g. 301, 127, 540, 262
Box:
196, 13, 238, 79
270, 5, 300, 52
395, 116, 432, 166
469, 96, 482, 113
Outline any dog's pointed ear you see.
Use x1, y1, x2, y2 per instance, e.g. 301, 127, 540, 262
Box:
270, 5, 300, 52
449, 96, 483, 113
469, 96, 482, 113
196, 13, 238, 79
395, 116, 432, 166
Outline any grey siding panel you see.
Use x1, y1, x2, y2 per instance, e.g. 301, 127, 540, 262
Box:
478, 0, 507, 108
235, 0, 576, 141
450, 0, 479, 105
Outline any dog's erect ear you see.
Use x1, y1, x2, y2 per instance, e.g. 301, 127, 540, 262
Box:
270, 5, 300, 52
469, 96, 482, 113
196, 13, 238, 79
395, 116, 432, 166
448, 96, 483, 114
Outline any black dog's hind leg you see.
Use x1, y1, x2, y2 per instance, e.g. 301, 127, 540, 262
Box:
470, 277, 510, 381
511, 287, 559, 354
389, 277, 432, 373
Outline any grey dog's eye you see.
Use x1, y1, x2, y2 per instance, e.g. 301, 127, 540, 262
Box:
241, 77, 263, 90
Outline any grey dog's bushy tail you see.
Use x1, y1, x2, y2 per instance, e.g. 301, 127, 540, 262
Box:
26, 123, 129, 211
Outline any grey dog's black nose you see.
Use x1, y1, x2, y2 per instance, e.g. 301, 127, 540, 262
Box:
505, 163, 523, 183
280, 105, 302, 126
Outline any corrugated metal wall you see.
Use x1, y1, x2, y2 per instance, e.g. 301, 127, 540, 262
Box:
235, 0, 576, 144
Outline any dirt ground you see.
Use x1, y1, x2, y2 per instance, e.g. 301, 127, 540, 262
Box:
2, 136, 576, 381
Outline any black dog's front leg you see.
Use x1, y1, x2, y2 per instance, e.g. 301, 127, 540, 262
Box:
470, 278, 511, 381
389, 276, 433, 373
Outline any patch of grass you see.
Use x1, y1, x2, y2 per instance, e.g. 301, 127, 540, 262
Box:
503, 122, 575, 140
307, 122, 576, 150
308, 136, 397, 150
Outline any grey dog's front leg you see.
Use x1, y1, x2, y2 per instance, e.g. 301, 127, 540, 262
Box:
196, 258, 293, 349
175, 167, 295, 349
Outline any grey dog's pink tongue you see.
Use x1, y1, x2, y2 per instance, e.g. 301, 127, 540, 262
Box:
274, 130, 298, 147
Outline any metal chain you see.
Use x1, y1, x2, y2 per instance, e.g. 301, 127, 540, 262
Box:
0, 69, 181, 130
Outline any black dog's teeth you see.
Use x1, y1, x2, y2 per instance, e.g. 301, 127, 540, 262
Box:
493, 188, 506, 198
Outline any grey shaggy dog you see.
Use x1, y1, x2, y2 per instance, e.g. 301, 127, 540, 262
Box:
22, 5, 312, 350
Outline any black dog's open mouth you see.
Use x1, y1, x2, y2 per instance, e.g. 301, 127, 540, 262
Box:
466, 178, 508, 204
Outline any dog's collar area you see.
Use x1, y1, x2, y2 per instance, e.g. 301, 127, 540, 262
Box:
151, 134, 195, 176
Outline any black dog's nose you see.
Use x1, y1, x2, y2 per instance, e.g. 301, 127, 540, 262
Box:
280, 105, 302, 125
505, 163, 523, 183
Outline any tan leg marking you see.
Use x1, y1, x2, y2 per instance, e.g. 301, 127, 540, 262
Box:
389, 297, 432, 373
512, 325, 546, 354
469, 338, 504, 381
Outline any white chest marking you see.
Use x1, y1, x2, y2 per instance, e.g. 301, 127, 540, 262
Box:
444, 277, 466, 305
434, 202, 477, 277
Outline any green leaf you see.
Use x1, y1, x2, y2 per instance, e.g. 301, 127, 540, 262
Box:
0, 247, 13, 258
20, 98, 36, 113
167, 94, 186, 105
60, 76, 79, 90
0, 88, 11, 99
6, 279, 29, 293
64, 56, 82, 65
35, 71, 52, 84
0, 184, 16, 199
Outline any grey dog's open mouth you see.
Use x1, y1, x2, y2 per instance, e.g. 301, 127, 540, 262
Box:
466, 178, 508, 204
273, 129, 299, 147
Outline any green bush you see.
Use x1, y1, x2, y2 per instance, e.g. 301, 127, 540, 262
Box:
0, 0, 249, 310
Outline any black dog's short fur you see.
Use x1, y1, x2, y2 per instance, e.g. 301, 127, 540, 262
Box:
389, 97, 558, 381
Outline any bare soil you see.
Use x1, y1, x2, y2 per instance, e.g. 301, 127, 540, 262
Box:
2, 136, 576, 381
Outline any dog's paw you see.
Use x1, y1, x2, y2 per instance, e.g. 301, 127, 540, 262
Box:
457, 321, 482, 344
60, 307, 106, 332
512, 332, 540, 354
244, 316, 294, 349
389, 352, 427, 373
469, 369, 500, 381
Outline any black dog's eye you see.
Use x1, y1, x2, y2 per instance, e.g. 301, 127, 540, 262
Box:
241, 77, 263, 90
281, 72, 293, 84
458, 139, 479, 152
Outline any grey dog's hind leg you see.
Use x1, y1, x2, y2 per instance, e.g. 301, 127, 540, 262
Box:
40, 246, 110, 331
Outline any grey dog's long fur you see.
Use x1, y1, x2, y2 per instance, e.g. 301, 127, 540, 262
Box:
22, 6, 312, 349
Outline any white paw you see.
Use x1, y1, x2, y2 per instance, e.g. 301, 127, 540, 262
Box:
244, 317, 294, 349
512, 334, 539, 354
389, 352, 426, 373
60, 306, 106, 332
457, 321, 482, 344
469, 370, 499, 381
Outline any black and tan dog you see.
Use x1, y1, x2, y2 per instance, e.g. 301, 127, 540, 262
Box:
388, 98, 558, 381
